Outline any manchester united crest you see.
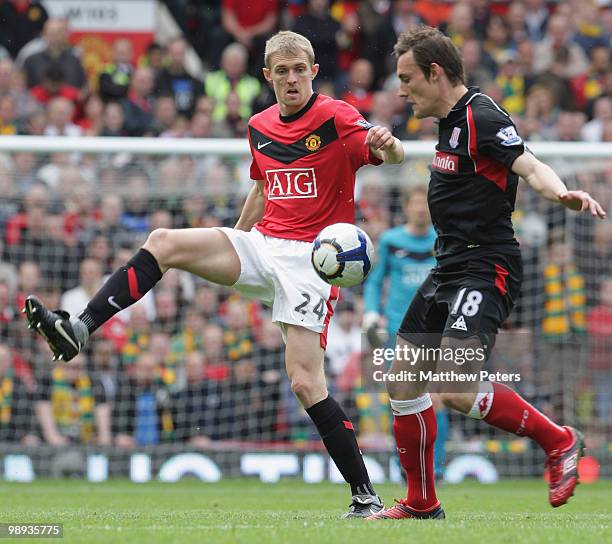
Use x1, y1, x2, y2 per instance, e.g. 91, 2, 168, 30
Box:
305, 134, 321, 152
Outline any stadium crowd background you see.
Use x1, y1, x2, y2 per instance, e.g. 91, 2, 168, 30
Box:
0, 0, 610, 456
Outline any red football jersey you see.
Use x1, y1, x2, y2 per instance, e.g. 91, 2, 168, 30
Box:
248, 93, 382, 242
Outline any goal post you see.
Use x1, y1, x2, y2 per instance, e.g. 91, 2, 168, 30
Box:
0, 136, 609, 482
0, 136, 611, 156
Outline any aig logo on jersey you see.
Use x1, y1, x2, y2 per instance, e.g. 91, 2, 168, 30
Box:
266, 168, 318, 200
305, 134, 321, 152
432, 151, 459, 173
496, 125, 523, 146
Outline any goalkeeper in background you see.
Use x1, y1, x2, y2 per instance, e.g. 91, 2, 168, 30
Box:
363, 184, 448, 479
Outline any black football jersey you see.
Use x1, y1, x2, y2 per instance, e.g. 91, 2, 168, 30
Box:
428, 87, 525, 264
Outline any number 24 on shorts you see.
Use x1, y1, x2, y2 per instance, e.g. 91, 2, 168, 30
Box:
294, 293, 326, 320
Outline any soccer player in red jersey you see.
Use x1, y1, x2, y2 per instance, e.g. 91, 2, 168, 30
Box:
24, 31, 404, 517
368, 27, 606, 520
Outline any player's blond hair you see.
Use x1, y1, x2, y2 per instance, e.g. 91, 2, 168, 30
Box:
264, 31, 315, 69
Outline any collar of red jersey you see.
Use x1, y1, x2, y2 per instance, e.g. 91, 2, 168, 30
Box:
279, 93, 319, 124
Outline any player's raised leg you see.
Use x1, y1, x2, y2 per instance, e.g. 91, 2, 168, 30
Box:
25, 227, 240, 361
438, 335, 584, 508
284, 324, 383, 518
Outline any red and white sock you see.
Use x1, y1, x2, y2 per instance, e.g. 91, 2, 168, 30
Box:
467, 382, 573, 454
390, 394, 439, 511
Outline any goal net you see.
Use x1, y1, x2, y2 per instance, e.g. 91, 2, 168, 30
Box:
0, 136, 609, 482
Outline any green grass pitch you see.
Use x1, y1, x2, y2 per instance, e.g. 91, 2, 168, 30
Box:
2, 479, 610, 543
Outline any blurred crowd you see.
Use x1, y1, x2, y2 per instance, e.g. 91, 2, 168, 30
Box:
0, 0, 609, 143
0, 0, 611, 449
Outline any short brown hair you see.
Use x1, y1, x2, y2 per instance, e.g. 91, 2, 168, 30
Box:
394, 26, 465, 86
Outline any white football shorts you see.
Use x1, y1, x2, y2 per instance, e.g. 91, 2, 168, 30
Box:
217, 227, 339, 348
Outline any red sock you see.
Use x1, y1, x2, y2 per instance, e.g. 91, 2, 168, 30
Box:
393, 405, 438, 511
484, 383, 572, 453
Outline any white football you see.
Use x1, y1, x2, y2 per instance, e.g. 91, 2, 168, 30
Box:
311, 223, 375, 287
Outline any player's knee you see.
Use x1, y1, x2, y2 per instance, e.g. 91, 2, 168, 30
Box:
144, 228, 173, 267
439, 392, 472, 413
290, 373, 326, 406
290, 375, 312, 401
385, 365, 427, 399
387, 379, 415, 400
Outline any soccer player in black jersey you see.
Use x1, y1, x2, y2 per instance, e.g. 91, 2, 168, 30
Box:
369, 27, 606, 520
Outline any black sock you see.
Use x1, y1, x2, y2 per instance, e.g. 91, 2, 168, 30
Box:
306, 395, 375, 496
78, 248, 163, 334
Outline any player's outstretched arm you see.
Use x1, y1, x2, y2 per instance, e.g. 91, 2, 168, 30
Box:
366, 126, 404, 164
512, 151, 607, 219
235, 181, 265, 231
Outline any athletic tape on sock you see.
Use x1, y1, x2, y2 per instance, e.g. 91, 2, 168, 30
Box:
390, 394, 432, 416
466, 381, 494, 419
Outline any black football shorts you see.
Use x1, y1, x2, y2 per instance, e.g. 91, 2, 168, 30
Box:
397, 251, 522, 352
